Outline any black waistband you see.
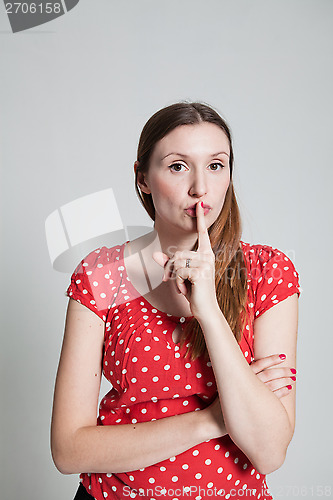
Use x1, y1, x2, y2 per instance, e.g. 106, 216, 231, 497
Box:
73, 483, 95, 500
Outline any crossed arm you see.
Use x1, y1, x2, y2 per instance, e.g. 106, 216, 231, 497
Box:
51, 294, 298, 475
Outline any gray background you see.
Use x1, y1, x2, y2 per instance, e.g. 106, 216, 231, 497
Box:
1, 0, 332, 499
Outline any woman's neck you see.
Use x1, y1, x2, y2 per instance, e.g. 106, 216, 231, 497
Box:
149, 224, 198, 258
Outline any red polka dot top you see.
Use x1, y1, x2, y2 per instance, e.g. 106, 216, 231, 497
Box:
66, 241, 301, 500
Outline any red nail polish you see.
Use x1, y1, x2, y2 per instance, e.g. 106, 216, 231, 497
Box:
290, 376, 296, 381
287, 385, 292, 390
279, 354, 286, 360
201, 201, 204, 207
290, 368, 297, 374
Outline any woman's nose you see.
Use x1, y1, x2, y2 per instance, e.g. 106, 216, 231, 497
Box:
188, 172, 207, 198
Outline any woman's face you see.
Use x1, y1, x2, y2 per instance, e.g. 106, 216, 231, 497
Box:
137, 122, 231, 235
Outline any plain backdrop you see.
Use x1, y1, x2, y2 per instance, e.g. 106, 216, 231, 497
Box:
1, 1, 332, 499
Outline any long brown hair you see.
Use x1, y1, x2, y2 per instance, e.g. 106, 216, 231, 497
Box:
135, 102, 248, 359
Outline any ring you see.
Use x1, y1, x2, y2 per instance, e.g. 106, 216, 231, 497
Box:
185, 258, 191, 268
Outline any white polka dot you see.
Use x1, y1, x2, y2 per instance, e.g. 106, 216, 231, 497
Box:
227, 473, 232, 480
205, 459, 211, 465
144, 346, 151, 351
163, 386, 169, 391
171, 476, 178, 482
195, 473, 202, 479
182, 464, 189, 470
141, 367, 148, 372
185, 363, 191, 368
161, 407, 168, 413
100, 293, 106, 298
154, 355, 161, 361
160, 466, 166, 471
132, 357, 138, 363
214, 444, 220, 450
152, 376, 159, 382
217, 467, 223, 473
261, 294, 266, 301
192, 450, 199, 456
131, 378, 137, 383
93, 281, 99, 287
148, 477, 155, 484
207, 482, 213, 488
174, 374, 181, 380
141, 408, 147, 414
185, 384, 191, 390
141, 388, 147, 392
243, 484, 248, 490
182, 400, 189, 406
256, 473, 261, 479
196, 373, 202, 378
164, 364, 171, 370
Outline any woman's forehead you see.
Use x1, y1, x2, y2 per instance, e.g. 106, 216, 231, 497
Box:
153, 123, 230, 158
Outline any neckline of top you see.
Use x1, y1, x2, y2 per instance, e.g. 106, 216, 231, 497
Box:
119, 240, 248, 322
120, 241, 193, 323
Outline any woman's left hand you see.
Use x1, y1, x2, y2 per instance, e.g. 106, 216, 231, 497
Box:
153, 201, 218, 319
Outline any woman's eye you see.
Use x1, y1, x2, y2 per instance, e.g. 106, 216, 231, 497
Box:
169, 163, 186, 172
208, 162, 224, 171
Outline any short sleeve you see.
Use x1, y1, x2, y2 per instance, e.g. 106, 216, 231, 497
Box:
250, 245, 301, 319
65, 246, 114, 321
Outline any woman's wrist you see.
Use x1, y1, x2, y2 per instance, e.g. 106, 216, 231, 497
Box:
194, 300, 224, 328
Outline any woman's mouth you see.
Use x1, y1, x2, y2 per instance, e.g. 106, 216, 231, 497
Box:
185, 204, 211, 217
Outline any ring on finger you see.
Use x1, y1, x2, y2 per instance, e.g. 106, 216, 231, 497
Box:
185, 258, 191, 268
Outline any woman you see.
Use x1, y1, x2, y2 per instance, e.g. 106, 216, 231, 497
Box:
51, 102, 300, 500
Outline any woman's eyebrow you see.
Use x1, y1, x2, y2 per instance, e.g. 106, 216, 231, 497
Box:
160, 151, 230, 161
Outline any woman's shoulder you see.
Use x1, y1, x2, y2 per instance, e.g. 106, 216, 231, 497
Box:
240, 240, 301, 318
76, 243, 126, 270
65, 242, 128, 321
240, 240, 293, 266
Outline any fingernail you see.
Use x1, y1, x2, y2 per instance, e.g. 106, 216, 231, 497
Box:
279, 354, 286, 360
290, 376, 296, 381
287, 385, 292, 390
290, 368, 297, 374
201, 201, 204, 207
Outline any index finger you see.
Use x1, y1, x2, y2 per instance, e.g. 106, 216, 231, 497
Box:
196, 201, 212, 252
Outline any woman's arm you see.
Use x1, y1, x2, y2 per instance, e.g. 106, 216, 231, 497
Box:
197, 293, 298, 475
159, 202, 299, 475
51, 299, 227, 475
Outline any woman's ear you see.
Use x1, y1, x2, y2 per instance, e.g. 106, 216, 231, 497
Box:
134, 161, 151, 194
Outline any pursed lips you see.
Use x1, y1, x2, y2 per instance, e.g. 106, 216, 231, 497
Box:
185, 203, 211, 216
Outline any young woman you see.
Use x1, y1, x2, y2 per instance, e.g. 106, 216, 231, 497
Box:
51, 102, 300, 500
